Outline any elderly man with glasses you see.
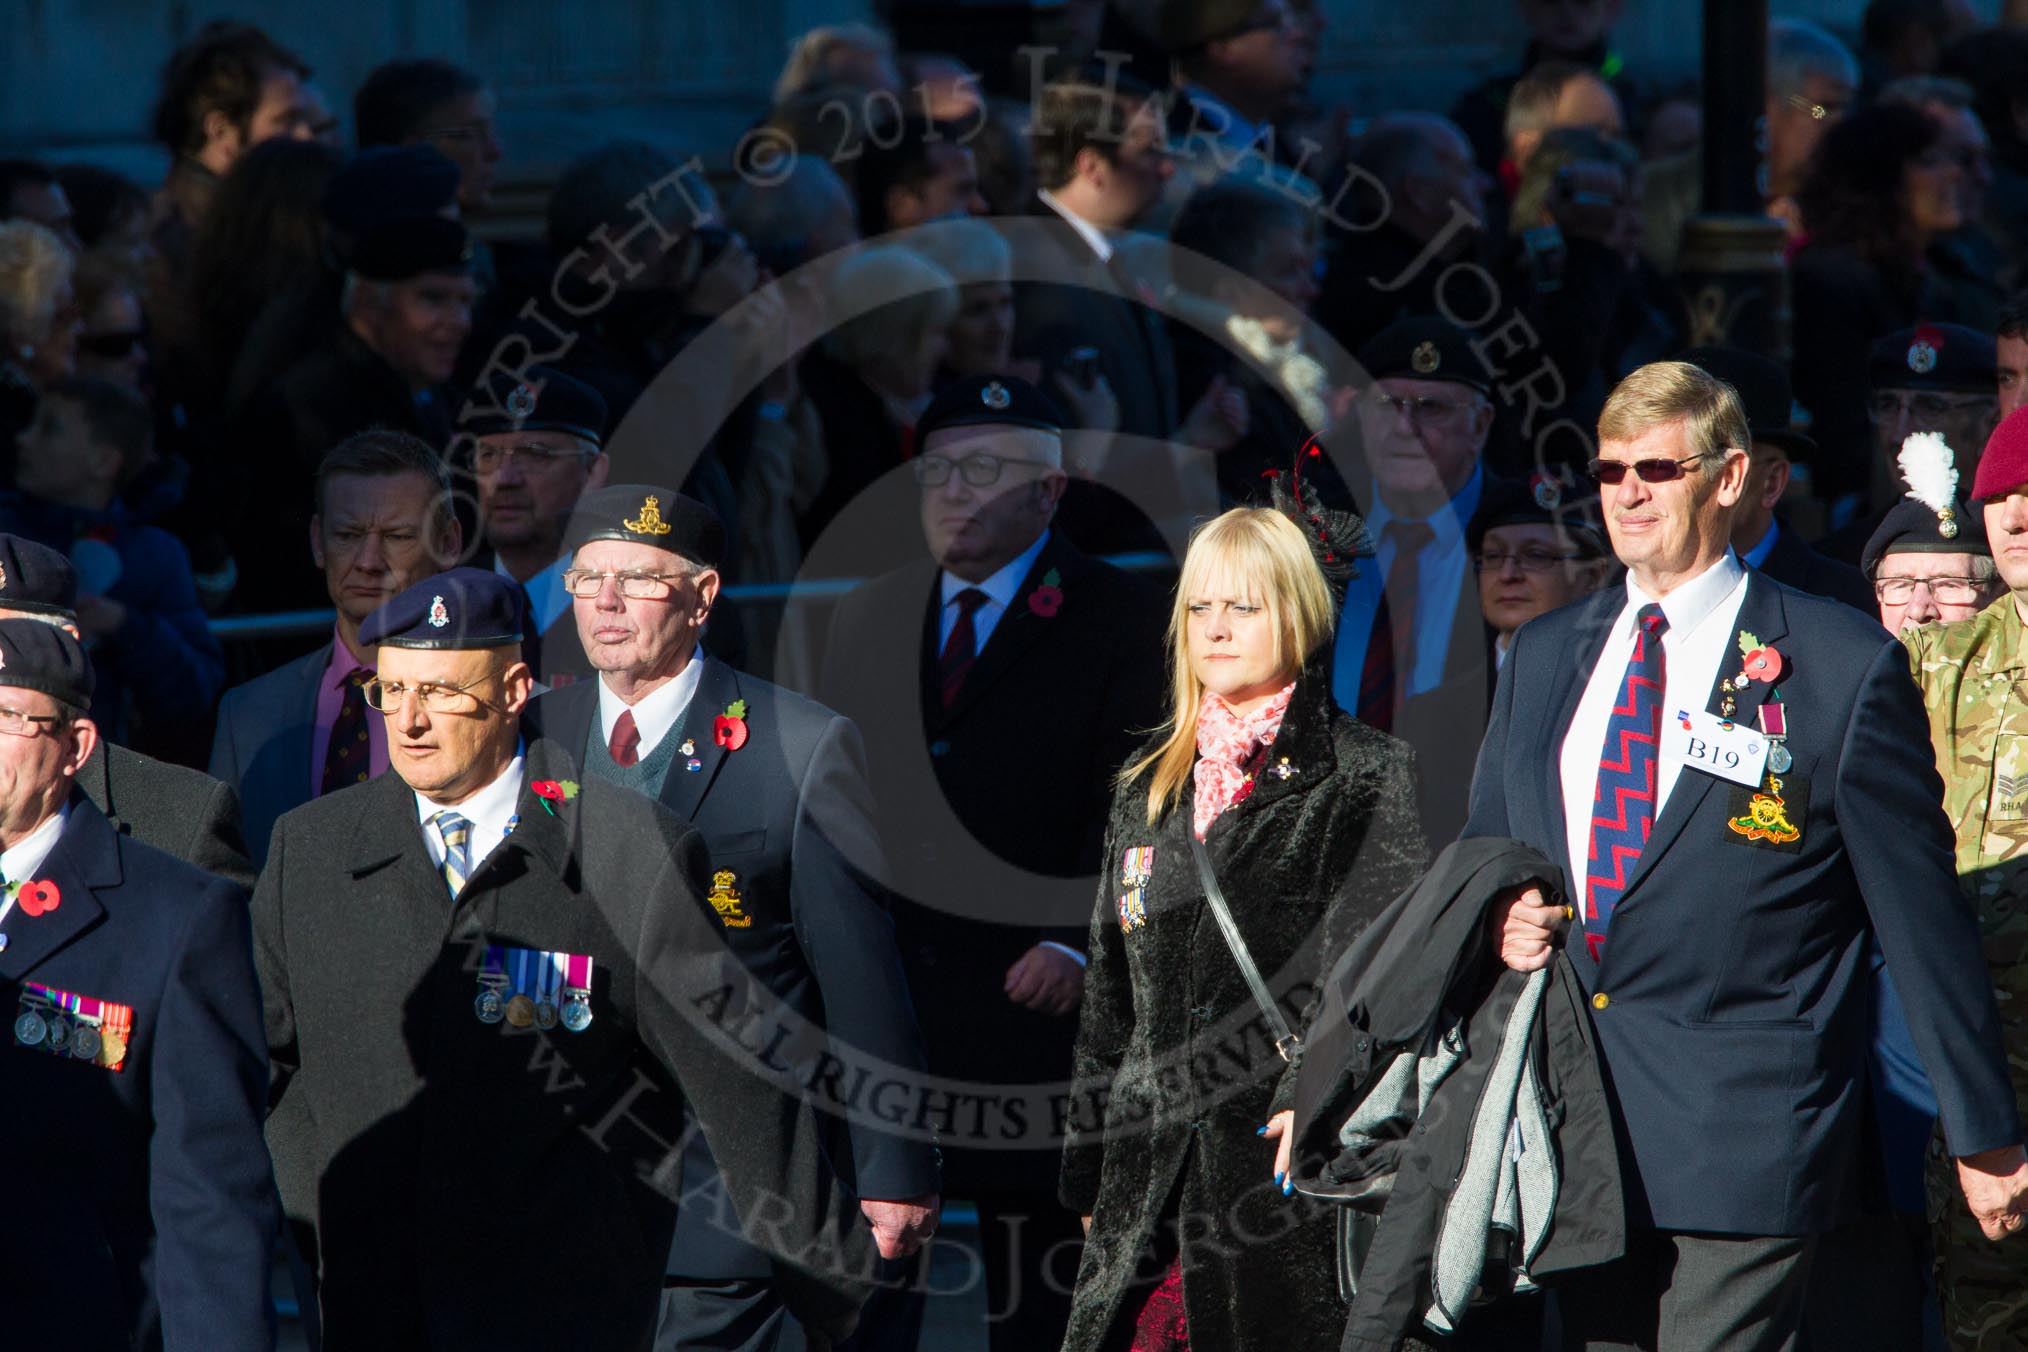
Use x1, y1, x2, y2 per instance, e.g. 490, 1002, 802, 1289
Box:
253, 566, 875, 1349
523, 485, 938, 1350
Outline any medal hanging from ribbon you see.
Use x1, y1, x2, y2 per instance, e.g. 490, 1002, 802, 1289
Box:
534, 953, 562, 1030
561, 953, 594, 1033
504, 948, 538, 1029
13, 981, 132, 1070
473, 946, 595, 1033
474, 944, 509, 1025
1758, 698, 1792, 775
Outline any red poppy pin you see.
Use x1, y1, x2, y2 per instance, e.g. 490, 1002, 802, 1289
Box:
14, 879, 59, 917
1734, 630, 1786, 685
714, 700, 750, 752
1027, 568, 1064, 618
530, 779, 580, 816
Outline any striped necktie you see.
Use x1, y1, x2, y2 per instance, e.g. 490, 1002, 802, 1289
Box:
434, 810, 473, 898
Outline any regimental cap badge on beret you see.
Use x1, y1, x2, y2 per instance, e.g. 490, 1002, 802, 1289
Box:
982, 381, 1012, 410
429, 595, 450, 629
1530, 470, 1563, 510
504, 382, 537, 419
1412, 341, 1442, 375
624, 495, 672, 536
1907, 324, 1943, 375
1, 563, 10, 593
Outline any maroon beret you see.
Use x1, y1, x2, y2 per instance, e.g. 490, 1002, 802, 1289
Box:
1972, 406, 2028, 502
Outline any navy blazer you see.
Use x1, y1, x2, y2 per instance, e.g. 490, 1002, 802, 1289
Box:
0, 798, 275, 1351
1466, 569, 2019, 1235
210, 642, 328, 867
528, 657, 935, 1278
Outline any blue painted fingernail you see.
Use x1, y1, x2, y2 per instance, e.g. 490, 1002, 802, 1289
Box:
1256, 1126, 1267, 1136
1274, 1171, 1284, 1187
1282, 1179, 1294, 1196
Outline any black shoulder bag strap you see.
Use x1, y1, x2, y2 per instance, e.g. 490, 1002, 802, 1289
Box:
1188, 830, 1301, 1063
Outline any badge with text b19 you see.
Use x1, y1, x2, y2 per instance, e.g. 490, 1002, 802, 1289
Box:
1666, 707, 1769, 788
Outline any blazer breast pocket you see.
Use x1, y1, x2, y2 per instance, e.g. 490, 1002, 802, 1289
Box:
704, 829, 768, 862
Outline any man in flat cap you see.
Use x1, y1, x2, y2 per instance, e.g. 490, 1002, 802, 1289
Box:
821, 374, 1166, 1352
0, 533, 252, 885
1822, 321, 2000, 563
1336, 313, 1506, 842
463, 364, 610, 683
1906, 406, 2028, 1347
1684, 345, 1873, 613
525, 485, 937, 1349
211, 430, 461, 865
0, 619, 276, 1350
254, 567, 874, 1348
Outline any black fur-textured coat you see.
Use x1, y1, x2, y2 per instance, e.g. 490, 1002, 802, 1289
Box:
1058, 665, 1429, 1351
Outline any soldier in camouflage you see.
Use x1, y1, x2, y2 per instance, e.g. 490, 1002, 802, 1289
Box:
1906, 408, 2028, 1348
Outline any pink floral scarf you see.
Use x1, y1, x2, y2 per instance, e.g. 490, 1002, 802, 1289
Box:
1192, 682, 1295, 840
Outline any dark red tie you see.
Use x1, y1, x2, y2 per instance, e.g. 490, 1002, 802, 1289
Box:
1356, 520, 1436, 732
608, 709, 641, 768
319, 670, 373, 797
1581, 605, 1671, 960
939, 588, 989, 710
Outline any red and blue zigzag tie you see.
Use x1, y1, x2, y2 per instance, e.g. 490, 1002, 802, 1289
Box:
1582, 603, 1669, 960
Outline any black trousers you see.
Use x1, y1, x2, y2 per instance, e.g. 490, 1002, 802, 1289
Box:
976, 1189, 1085, 1352
1553, 1229, 1818, 1352
654, 1279, 809, 1352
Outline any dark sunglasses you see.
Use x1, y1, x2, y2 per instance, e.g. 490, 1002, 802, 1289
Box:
78, 330, 145, 359
1587, 451, 1712, 485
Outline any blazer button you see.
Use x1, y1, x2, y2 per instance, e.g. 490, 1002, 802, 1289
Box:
930, 739, 950, 758
1592, 992, 1610, 1010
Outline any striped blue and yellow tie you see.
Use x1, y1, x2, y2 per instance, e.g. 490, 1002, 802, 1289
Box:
435, 810, 473, 898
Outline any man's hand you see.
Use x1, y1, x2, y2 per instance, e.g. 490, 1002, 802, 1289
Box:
861, 1194, 940, 1259
1490, 883, 1565, 973
1957, 1144, 2028, 1240
1005, 944, 1084, 1016
1262, 1109, 1295, 1195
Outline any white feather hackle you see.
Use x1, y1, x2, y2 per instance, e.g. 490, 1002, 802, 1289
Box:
1898, 432, 1959, 514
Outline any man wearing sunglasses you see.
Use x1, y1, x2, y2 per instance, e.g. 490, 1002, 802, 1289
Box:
822, 374, 1165, 1352
254, 566, 874, 1348
1474, 360, 2026, 1349
523, 484, 938, 1349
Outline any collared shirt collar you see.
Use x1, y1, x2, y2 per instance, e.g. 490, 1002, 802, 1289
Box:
324, 623, 376, 689
942, 529, 1050, 614
1742, 519, 1779, 570
1038, 189, 1113, 263
1365, 462, 1486, 545
0, 802, 70, 928
597, 649, 708, 761
1623, 549, 1747, 635
415, 752, 525, 856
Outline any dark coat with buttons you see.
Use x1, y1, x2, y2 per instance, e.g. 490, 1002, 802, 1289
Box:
254, 735, 873, 1350
820, 529, 1168, 1192
1057, 663, 1427, 1352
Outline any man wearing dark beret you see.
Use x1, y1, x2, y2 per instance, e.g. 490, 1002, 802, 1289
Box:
525, 486, 937, 1349
1865, 446, 2002, 634
0, 619, 277, 1350
1903, 406, 2028, 1345
254, 566, 874, 1348
0, 534, 252, 885
1683, 345, 1874, 613
821, 374, 1167, 1352
1467, 472, 1613, 682
1336, 314, 1506, 842
1820, 321, 2000, 564
462, 364, 610, 683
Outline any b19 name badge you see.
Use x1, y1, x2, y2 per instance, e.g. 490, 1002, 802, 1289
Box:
1665, 706, 1769, 788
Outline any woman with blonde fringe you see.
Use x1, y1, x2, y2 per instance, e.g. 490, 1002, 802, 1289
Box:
1059, 496, 1428, 1352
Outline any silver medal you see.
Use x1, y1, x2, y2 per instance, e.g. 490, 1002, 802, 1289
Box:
71, 1025, 101, 1061
13, 1009, 46, 1047
534, 1001, 559, 1031
561, 996, 592, 1033
474, 986, 505, 1025
1768, 742, 1792, 774
44, 1016, 69, 1050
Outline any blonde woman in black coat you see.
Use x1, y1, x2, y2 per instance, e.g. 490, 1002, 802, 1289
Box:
1059, 503, 1428, 1351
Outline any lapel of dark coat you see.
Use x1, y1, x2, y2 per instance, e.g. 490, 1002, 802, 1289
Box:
659, 656, 742, 823
1615, 572, 1789, 908
76, 743, 118, 832
929, 531, 1075, 734
0, 798, 120, 982
344, 770, 475, 933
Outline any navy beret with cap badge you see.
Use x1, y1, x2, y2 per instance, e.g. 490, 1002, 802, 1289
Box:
1356, 316, 1491, 395
915, 374, 1068, 447
462, 364, 609, 446
0, 618, 94, 711
1868, 322, 1996, 393
0, 535, 77, 619
322, 145, 462, 238
359, 567, 528, 651
562, 485, 726, 570
1861, 431, 1992, 577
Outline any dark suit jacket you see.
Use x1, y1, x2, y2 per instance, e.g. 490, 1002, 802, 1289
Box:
83, 741, 253, 888
254, 739, 872, 1348
1466, 571, 2019, 1234
0, 798, 275, 1351
819, 530, 1167, 1190
1757, 522, 1876, 614
209, 642, 327, 868
527, 658, 936, 1279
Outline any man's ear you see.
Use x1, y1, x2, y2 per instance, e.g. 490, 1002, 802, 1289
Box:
1758, 454, 1792, 512
309, 514, 327, 570
690, 568, 722, 631
64, 716, 99, 779
200, 109, 240, 158
435, 512, 464, 566
499, 660, 535, 714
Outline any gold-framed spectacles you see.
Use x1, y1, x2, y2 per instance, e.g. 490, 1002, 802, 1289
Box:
0, 705, 65, 738
363, 676, 503, 715
560, 568, 688, 600
1785, 93, 1849, 122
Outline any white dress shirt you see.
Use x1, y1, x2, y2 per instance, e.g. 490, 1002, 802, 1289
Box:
597, 651, 707, 761
0, 804, 69, 928
938, 530, 1051, 658
1037, 189, 1113, 263
1559, 552, 1750, 888
416, 753, 527, 879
